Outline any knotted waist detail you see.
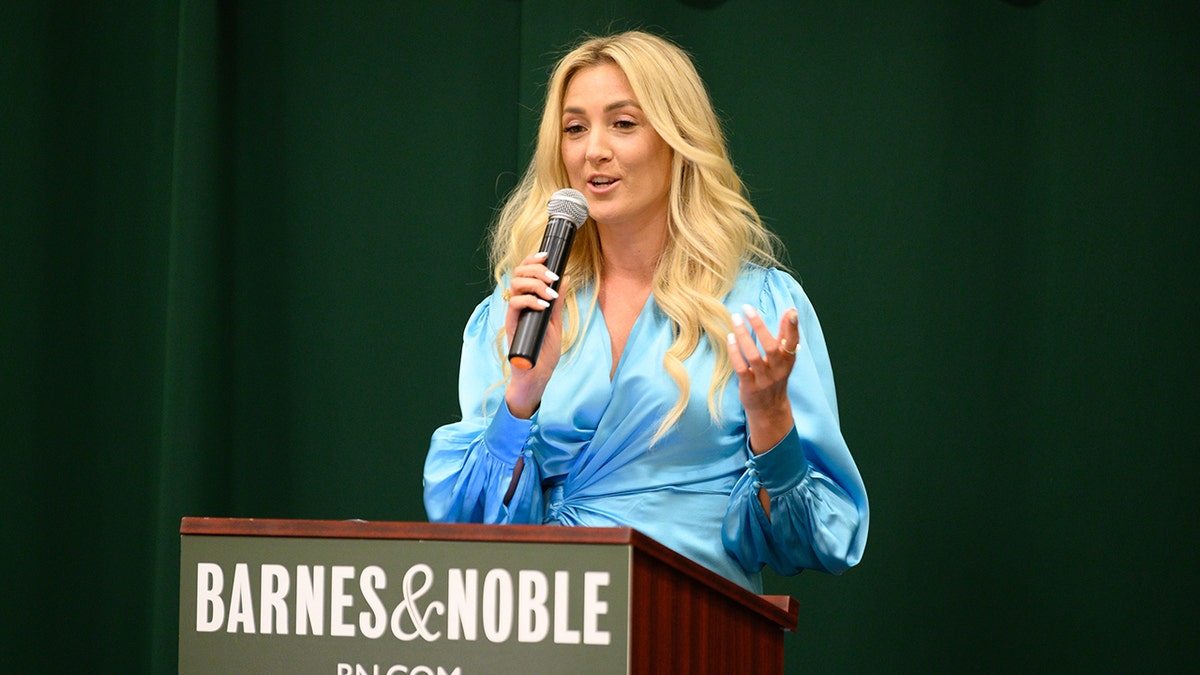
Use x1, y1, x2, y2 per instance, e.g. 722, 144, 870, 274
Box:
544, 484, 566, 522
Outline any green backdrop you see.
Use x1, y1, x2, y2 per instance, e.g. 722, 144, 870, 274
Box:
3, 1, 1196, 672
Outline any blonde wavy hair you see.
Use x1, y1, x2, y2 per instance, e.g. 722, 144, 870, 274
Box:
489, 30, 783, 437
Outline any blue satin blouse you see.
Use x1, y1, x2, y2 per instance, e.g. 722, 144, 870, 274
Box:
424, 265, 868, 591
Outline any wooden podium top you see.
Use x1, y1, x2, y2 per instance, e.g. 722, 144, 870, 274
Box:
181, 517, 798, 632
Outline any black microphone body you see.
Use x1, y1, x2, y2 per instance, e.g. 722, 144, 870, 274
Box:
508, 189, 588, 370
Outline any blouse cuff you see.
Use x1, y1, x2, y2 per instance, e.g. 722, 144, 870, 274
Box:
484, 400, 535, 466
747, 426, 810, 495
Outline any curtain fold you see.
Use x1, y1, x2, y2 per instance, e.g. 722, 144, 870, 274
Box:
150, 1, 235, 670
3, 1, 183, 670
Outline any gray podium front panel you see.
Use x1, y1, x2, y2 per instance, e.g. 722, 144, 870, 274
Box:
180, 534, 632, 675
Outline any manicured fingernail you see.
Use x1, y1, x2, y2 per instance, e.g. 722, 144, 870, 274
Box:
545, 286, 559, 299
789, 310, 799, 325
742, 304, 758, 319
545, 270, 560, 282
731, 313, 744, 327
534, 251, 549, 260
536, 298, 550, 308
726, 332, 736, 344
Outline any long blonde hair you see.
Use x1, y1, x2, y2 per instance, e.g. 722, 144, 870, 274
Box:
489, 31, 782, 436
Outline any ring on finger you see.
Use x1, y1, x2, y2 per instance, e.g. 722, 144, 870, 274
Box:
501, 289, 512, 301
780, 338, 797, 356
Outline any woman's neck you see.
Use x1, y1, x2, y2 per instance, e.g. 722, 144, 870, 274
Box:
595, 219, 666, 284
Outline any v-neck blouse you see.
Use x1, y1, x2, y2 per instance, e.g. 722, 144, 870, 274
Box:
424, 264, 868, 591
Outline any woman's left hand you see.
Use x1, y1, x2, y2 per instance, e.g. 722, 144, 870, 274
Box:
727, 304, 800, 454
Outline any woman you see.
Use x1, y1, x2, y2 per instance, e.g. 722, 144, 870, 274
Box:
424, 31, 867, 591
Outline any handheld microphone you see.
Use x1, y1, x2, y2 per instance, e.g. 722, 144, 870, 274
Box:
508, 188, 589, 370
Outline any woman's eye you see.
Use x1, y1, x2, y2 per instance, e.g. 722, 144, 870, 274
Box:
563, 123, 586, 135
614, 119, 637, 129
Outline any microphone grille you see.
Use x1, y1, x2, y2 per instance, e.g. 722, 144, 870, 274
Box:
547, 188, 589, 228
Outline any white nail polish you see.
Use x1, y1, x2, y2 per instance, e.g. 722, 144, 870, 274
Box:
545, 286, 559, 299
545, 270, 560, 282
731, 313, 744, 327
536, 298, 551, 308
742, 304, 758, 319
726, 332, 736, 344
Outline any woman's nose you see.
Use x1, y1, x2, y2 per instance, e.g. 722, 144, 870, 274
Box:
585, 131, 611, 164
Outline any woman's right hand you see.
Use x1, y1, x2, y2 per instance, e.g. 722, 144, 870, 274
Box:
504, 251, 567, 419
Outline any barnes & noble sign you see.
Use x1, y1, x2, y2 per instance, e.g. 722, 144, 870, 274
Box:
179, 534, 631, 674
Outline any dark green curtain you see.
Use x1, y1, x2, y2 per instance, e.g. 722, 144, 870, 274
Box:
3, 1, 1196, 672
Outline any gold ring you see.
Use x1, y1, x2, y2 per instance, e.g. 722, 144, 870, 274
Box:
501, 289, 512, 301
780, 339, 797, 356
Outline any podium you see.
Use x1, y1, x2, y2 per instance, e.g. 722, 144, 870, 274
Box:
180, 517, 798, 674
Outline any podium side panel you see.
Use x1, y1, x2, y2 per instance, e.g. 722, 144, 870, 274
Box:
629, 551, 786, 674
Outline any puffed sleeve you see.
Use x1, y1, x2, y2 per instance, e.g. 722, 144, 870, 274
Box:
722, 269, 869, 575
423, 285, 545, 524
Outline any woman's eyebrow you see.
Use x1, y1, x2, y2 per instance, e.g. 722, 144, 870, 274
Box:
562, 99, 642, 115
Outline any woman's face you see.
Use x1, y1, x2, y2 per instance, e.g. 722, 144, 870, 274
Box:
560, 63, 673, 235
